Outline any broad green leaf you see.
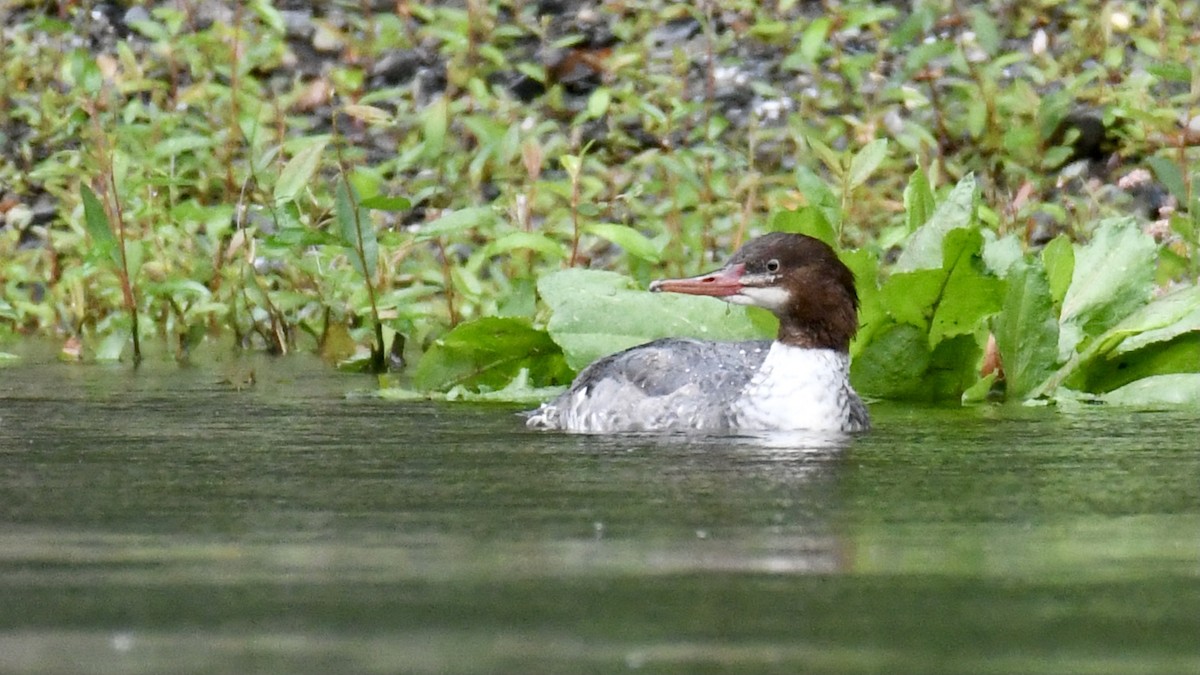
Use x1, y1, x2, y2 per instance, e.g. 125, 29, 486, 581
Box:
846, 138, 888, 191
850, 322, 931, 399
411, 317, 570, 391
926, 333, 985, 400
1093, 373, 1200, 406
1041, 284, 1200, 395
80, 184, 121, 268
772, 206, 837, 248
1069, 333, 1200, 394
981, 232, 1023, 277
417, 206, 496, 240
538, 269, 771, 371
1114, 286, 1200, 354
1040, 234, 1074, 308
842, 248, 884, 353
879, 268, 941, 332
336, 181, 376, 278
1058, 218, 1156, 359
273, 137, 328, 206
928, 229, 1003, 347
903, 166, 935, 233
585, 223, 661, 262
993, 261, 1059, 400
894, 173, 977, 272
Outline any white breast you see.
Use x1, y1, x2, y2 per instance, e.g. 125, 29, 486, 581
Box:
732, 343, 860, 432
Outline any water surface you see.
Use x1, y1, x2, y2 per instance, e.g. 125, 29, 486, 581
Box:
1, 355, 1197, 674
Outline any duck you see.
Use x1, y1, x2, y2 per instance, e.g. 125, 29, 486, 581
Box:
526, 232, 869, 433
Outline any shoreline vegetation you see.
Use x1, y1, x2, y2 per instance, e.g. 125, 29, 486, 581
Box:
1, 1, 1198, 406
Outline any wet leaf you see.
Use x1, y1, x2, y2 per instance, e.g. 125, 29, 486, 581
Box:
412, 317, 570, 391
850, 322, 931, 399
1093, 373, 1200, 406
928, 229, 1003, 347
1058, 218, 1156, 358
993, 261, 1059, 400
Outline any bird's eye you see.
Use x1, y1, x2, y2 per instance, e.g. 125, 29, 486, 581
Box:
766, 259, 780, 273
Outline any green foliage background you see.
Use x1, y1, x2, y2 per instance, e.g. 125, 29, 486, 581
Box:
1, 1, 1198, 405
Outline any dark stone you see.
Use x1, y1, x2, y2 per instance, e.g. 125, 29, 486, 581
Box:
372, 49, 423, 85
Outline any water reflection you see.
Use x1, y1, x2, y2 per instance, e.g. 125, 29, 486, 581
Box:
0, 357, 1197, 675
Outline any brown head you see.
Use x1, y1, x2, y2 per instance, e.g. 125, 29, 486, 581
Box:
649, 232, 860, 351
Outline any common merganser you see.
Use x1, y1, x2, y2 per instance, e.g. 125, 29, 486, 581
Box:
526, 232, 870, 433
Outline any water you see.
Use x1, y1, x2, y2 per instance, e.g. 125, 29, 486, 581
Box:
1, 355, 1197, 674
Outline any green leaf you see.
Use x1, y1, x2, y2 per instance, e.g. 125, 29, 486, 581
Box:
1093, 373, 1200, 406
1145, 155, 1188, 204
586, 87, 611, 119
1113, 285, 1200, 355
846, 138, 888, 191
772, 206, 837, 248
80, 184, 121, 268
969, 7, 1000, 55
422, 96, 448, 161
928, 229, 1003, 347
411, 317, 571, 391
584, 223, 661, 262
483, 231, 566, 260
1058, 218, 1156, 359
798, 17, 831, 63
538, 269, 771, 371
1040, 234, 1074, 308
879, 268, 941, 332
982, 232, 1023, 278
360, 195, 412, 211
153, 135, 216, 158
417, 206, 496, 240
804, 135, 845, 178
273, 137, 328, 206
850, 322, 931, 399
894, 173, 977, 272
336, 180, 376, 279
903, 166, 935, 233
1146, 62, 1193, 83
993, 261, 1059, 400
